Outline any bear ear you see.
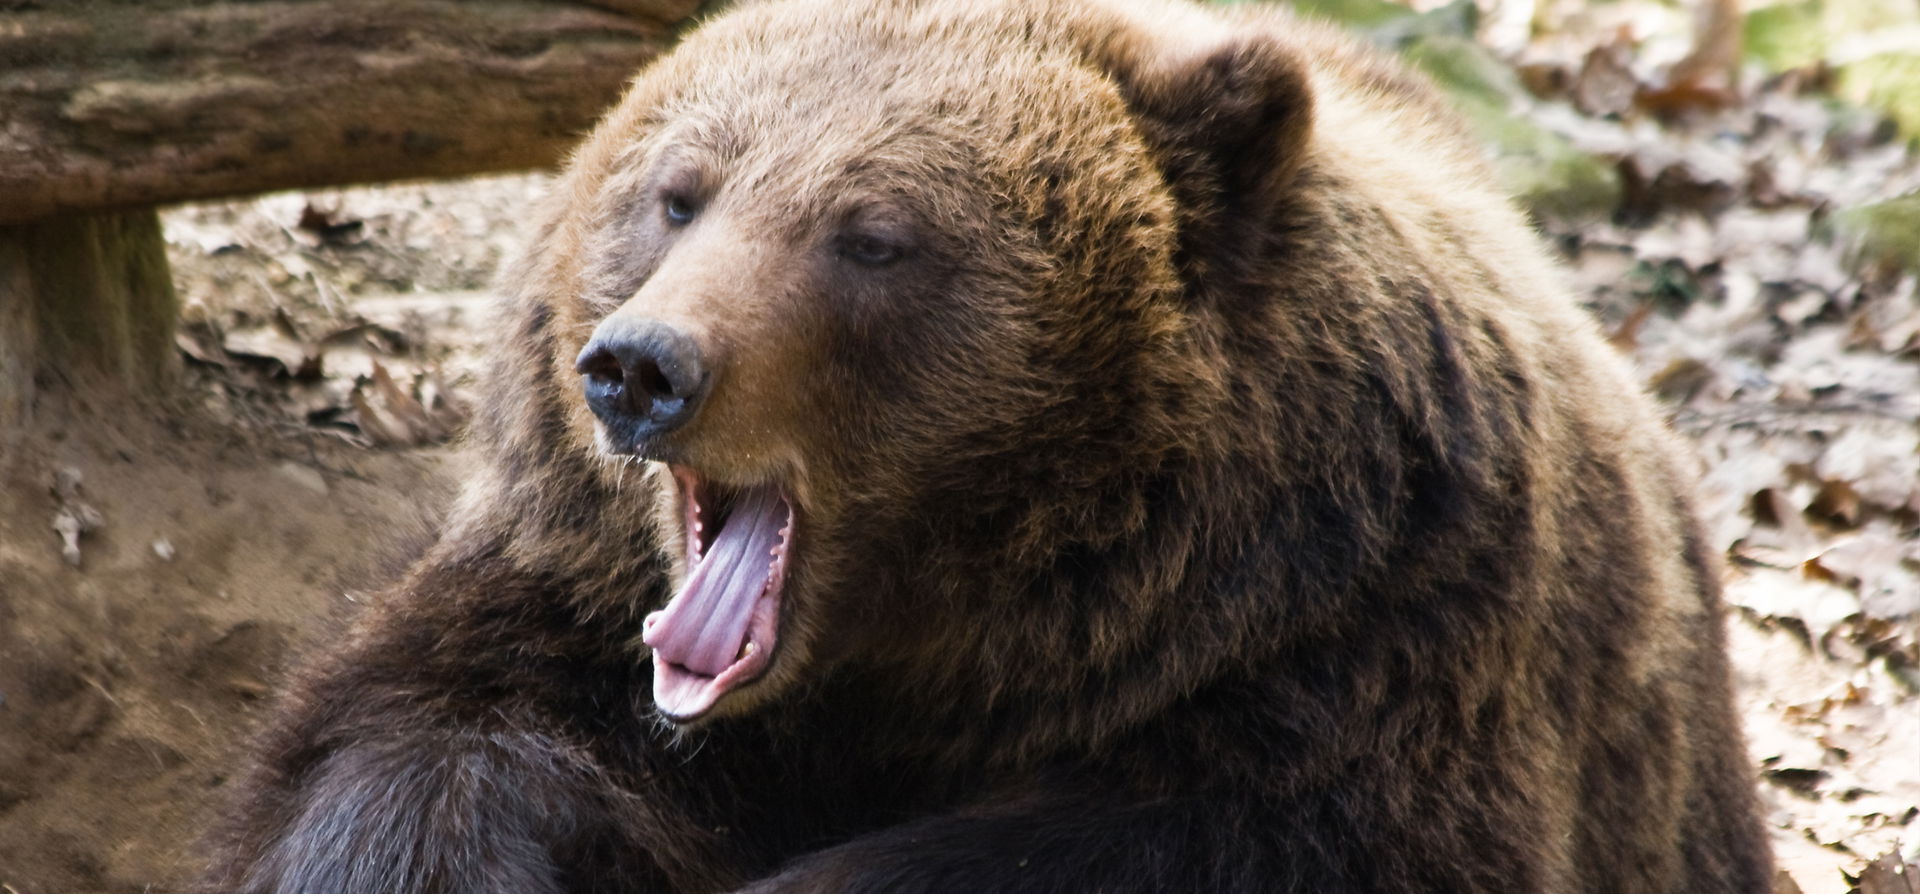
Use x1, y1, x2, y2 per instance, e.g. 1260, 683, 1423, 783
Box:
1090, 23, 1316, 205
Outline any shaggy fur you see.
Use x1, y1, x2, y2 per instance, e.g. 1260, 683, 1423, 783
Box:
201, 0, 1772, 890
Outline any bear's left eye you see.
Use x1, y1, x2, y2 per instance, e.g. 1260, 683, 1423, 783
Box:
663, 192, 698, 225
837, 234, 903, 267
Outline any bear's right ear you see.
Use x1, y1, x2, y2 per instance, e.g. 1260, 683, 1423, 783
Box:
1084, 16, 1315, 207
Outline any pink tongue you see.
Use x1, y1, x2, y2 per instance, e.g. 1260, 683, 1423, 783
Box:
643, 485, 784, 676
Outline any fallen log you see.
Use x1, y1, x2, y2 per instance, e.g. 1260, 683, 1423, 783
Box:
0, 0, 701, 223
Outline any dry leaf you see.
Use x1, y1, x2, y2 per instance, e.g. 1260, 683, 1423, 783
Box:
1809, 480, 1866, 529
1573, 37, 1641, 118
1850, 850, 1919, 894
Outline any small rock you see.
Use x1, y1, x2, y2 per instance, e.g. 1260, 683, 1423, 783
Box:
64, 688, 112, 744
226, 676, 272, 700
276, 461, 330, 497
50, 465, 104, 567
152, 538, 176, 562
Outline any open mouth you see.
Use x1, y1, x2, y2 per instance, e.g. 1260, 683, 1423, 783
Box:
641, 465, 792, 721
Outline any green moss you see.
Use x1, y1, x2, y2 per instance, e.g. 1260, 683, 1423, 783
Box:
1401, 35, 1619, 219
1477, 110, 1621, 220
1831, 194, 1920, 275
1234, 0, 1620, 218
1743, 1, 1828, 71
1839, 52, 1920, 142
1276, 0, 1412, 29
1400, 33, 1525, 107
1742, 0, 1920, 139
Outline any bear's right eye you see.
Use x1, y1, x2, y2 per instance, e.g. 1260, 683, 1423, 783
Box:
837, 234, 903, 267
663, 193, 698, 225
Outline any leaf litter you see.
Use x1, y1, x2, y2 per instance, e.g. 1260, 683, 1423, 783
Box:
1463, 0, 1920, 887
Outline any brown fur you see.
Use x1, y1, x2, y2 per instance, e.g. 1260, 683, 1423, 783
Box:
201, 1, 1771, 891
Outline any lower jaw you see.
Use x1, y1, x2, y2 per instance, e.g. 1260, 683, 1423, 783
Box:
650, 644, 774, 722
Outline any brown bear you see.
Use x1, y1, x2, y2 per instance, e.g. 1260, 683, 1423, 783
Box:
200, 0, 1772, 891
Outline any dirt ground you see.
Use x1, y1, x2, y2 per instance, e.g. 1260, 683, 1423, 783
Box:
0, 178, 513, 894
0, 126, 1916, 894
0, 404, 460, 893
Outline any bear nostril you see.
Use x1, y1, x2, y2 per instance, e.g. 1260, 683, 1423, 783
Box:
578, 348, 626, 389
633, 358, 674, 401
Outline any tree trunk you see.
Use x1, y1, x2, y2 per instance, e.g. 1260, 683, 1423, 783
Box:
0, 0, 703, 224
0, 211, 179, 444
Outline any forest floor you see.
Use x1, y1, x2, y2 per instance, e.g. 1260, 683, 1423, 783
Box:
2, 2, 1918, 892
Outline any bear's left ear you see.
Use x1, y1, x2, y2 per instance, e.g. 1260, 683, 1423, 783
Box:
1086, 20, 1315, 206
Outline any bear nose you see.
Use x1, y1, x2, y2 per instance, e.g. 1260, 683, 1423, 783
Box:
574, 318, 709, 437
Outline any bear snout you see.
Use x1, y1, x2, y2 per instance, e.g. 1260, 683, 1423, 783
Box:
575, 316, 710, 446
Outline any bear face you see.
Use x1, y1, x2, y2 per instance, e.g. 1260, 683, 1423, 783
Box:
528, 0, 1313, 724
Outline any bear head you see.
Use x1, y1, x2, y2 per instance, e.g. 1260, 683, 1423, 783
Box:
504, 0, 1315, 725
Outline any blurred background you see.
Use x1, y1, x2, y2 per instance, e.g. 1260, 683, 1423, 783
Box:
0, 0, 1915, 891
